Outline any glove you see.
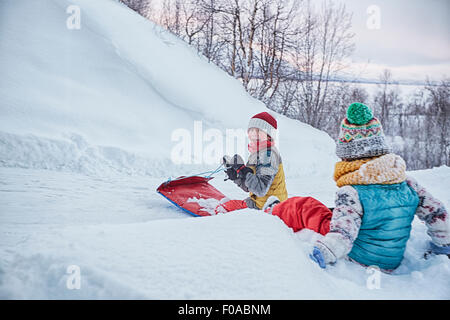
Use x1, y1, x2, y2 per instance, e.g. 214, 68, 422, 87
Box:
237, 166, 253, 180
310, 247, 326, 269
309, 242, 337, 269
424, 242, 450, 260
223, 154, 245, 181
225, 167, 239, 180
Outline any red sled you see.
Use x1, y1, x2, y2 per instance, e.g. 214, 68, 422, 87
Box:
156, 176, 228, 217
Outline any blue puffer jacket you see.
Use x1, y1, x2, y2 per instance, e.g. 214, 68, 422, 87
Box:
348, 182, 420, 270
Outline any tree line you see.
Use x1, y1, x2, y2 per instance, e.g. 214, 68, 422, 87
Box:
120, 0, 449, 170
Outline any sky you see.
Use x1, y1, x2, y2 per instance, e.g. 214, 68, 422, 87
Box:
149, 0, 449, 82
340, 0, 450, 82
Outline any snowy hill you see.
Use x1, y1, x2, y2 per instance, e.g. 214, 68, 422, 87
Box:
0, 0, 336, 178
0, 0, 449, 299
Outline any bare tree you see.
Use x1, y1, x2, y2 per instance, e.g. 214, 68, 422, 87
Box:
253, 0, 300, 104
120, 0, 153, 18
158, 0, 182, 36
425, 79, 450, 167
181, 0, 211, 46
373, 69, 401, 133
284, 0, 355, 129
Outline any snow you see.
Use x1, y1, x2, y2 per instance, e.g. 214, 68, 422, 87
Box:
0, 0, 336, 179
0, 0, 449, 299
187, 197, 230, 215
1, 166, 449, 299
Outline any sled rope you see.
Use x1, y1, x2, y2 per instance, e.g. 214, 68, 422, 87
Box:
205, 163, 225, 178
164, 163, 224, 185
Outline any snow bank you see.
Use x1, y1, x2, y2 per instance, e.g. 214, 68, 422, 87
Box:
407, 166, 450, 206
1, 166, 449, 299
1, 0, 449, 300
0, 0, 337, 179
2, 207, 449, 299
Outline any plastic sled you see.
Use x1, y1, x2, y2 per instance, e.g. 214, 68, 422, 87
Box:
156, 176, 228, 217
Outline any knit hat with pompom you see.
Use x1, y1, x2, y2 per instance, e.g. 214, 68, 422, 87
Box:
336, 103, 391, 160
248, 112, 278, 139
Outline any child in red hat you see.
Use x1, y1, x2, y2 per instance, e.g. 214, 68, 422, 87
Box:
218, 112, 288, 212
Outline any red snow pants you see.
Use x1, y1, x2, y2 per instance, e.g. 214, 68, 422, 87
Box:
218, 197, 331, 236
217, 200, 248, 212
270, 197, 332, 235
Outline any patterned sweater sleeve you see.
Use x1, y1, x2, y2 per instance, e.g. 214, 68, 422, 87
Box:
406, 176, 450, 246
315, 185, 363, 264
244, 150, 279, 198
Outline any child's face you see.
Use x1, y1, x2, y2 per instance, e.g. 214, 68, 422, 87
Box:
248, 128, 269, 142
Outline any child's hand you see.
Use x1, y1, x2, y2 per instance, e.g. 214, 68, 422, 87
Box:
424, 242, 450, 259
237, 166, 253, 180
310, 247, 327, 269
225, 167, 238, 181
223, 154, 245, 181
309, 241, 337, 269
223, 154, 244, 168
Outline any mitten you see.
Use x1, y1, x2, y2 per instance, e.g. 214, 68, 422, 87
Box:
424, 242, 450, 259
309, 241, 337, 268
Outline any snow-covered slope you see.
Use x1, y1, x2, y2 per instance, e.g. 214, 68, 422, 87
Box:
0, 0, 336, 178
1, 0, 449, 299
1, 165, 449, 299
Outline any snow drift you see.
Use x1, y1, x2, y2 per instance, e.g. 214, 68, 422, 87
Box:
0, 0, 449, 300
0, 0, 336, 179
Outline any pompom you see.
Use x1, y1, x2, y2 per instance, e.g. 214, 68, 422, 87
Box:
346, 103, 373, 125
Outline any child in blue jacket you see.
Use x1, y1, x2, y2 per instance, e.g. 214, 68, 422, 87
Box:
309, 103, 450, 271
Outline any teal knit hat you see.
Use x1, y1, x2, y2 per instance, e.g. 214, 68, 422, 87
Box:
336, 103, 391, 160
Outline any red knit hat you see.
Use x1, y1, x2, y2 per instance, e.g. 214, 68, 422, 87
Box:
248, 112, 277, 138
